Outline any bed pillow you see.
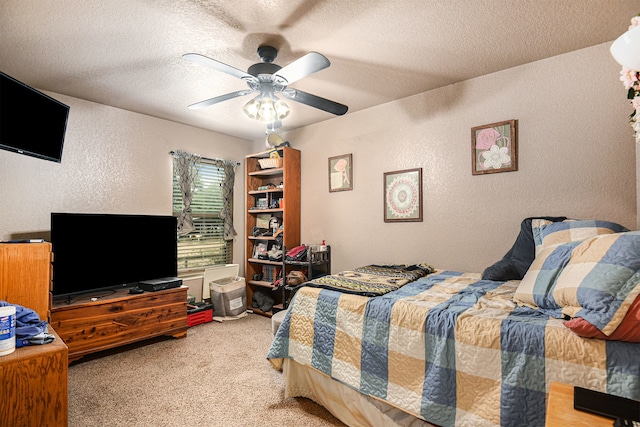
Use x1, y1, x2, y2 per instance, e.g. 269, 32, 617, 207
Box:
564, 296, 640, 342
515, 231, 640, 337
517, 218, 629, 312
513, 238, 578, 313
530, 218, 553, 255
481, 260, 522, 281
481, 216, 566, 281
532, 219, 628, 256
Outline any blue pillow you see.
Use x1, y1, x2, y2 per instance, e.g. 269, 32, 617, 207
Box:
482, 216, 566, 281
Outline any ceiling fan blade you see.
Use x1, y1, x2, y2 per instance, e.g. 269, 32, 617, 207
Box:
188, 90, 253, 110
274, 52, 330, 85
183, 53, 257, 82
282, 89, 348, 115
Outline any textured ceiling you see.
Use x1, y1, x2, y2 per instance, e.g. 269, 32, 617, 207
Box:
1, 0, 638, 141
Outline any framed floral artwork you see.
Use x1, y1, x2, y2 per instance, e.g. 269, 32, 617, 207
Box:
383, 168, 423, 222
471, 119, 517, 175
328, 153, 353, 192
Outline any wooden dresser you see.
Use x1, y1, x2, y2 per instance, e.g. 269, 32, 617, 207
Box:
0, 327, 68, 427
0, 242, 68, 426
0, 242, 52, 321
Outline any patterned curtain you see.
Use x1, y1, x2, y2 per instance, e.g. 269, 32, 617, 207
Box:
217, 159, 238, 241
171, 150, 201, 235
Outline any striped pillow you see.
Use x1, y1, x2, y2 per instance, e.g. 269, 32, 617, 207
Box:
531, 219, 628, 256
513, 238, 576, 315
515, 231, 640, 336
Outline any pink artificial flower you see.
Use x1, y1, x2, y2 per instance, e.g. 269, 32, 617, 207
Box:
620, 68, 638, 90
631, 97, 640, 110
630, 16, 640, 29
475, 128, 500, 149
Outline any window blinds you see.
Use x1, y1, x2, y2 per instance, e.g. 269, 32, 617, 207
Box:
172, 159, 232, 269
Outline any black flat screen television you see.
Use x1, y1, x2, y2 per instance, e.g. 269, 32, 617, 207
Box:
0, 70, 69, 162
51, 213, 178, 298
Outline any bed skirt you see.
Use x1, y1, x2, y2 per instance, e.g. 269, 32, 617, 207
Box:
282, 359, 436, 427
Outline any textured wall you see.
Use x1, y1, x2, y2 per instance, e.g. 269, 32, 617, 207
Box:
264, 43, 637, 274
0, 95, 248, 271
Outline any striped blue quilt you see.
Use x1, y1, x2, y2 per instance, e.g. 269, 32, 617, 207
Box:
267, 271, 640, 426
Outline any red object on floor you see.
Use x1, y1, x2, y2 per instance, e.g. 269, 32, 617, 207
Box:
187, 308, 213, 327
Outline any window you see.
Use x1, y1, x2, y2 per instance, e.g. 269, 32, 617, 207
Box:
172, 159, 233, 269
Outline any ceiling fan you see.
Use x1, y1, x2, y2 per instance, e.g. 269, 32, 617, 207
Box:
183, 45, 348, 123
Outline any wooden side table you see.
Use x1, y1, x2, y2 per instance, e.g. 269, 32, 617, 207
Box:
0, 326, 68, 427
546, 382, 613, 427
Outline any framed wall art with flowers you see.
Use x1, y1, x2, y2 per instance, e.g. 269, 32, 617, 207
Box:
471, 119, 517, 175
328, 153, 353, 192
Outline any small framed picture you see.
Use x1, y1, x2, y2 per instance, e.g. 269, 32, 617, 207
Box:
328, 153, 353, 192
471, 119, 517, 175
383, 168, 423, 222
256, 214, 270, 229
252, 241, 268, 259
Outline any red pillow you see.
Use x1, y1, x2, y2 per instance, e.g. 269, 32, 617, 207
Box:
564, 296, 640, 342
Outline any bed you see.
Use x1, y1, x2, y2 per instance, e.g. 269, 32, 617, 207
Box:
267, 218, 640, 426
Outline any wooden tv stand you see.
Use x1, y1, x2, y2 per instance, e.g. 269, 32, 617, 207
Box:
50, 286, 187, 363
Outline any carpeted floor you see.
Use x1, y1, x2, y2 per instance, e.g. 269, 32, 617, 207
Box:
68, 313, 345, 427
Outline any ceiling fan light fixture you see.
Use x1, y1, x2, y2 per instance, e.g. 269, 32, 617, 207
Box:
257, 97, 277, 122
243, 96, 290, 123
274, 99, 291, 120
242, 98, 260, 120
185, 46, 346, 134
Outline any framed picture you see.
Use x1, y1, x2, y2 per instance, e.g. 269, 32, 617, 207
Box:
328, 153, 353, 192
252, 241, 268, 259
255, 214, 270, 229
383, 168, 423, 222
471, 119, 517, 175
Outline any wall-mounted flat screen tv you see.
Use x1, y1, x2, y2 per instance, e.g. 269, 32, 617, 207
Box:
51, 213, 178, 298
0, 70, 69, 162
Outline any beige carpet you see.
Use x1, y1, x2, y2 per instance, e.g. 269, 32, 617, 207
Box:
68, 313, 345, 427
